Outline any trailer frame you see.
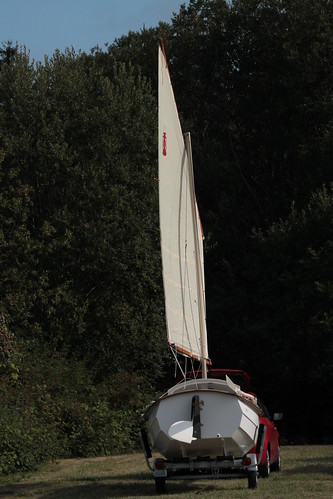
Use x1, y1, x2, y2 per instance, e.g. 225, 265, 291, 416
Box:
139, 429, 258, 493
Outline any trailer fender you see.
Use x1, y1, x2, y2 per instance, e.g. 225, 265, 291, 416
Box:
245, 453, 258, 472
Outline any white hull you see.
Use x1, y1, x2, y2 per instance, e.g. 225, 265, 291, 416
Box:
144, 378, 260, 460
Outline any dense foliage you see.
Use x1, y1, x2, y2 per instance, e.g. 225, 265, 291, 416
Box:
0, 47, 168, 472
1, 0, 333, 473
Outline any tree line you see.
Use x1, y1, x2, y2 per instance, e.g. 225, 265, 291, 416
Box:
0, 0, 332, 474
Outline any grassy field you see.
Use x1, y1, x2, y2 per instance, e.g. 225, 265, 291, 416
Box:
0, 445, 332, 498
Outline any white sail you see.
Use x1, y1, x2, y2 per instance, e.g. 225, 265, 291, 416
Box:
158, 44, 209, 364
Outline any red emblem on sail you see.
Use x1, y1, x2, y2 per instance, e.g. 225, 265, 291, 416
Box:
162, 132, 167, 156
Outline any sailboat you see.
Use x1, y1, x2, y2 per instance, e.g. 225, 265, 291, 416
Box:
143, 41, 261, 467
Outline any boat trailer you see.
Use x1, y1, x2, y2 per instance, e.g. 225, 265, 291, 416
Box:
139, 429, 258, 493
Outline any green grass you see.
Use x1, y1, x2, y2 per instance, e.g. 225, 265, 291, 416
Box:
0, 445, 332, 498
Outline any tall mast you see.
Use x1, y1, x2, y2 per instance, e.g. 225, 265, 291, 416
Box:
184, 132, 208, 379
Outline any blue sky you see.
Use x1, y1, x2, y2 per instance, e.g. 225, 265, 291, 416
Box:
1, 0, 189, 62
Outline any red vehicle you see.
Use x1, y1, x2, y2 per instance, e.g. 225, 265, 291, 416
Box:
255, 397, 282, 476
183, 368, 282, 477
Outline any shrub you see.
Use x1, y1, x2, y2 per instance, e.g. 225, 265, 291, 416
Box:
0, 342, 157, 475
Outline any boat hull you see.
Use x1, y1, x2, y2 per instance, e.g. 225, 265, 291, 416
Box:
144, 379, 260, 460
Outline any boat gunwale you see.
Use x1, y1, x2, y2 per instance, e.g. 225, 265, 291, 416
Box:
143, 379, 262, 419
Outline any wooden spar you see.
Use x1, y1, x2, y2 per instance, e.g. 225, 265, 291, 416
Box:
184, 132, 208, 379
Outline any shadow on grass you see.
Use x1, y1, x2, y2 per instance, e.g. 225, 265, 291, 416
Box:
297, 456, 333, 464
0, 472, 247, 498
283, 453, 333, 476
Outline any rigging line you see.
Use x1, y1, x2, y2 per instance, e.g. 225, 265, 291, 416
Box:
190, 357, 199, 389
173, 354, 177, 379
171, 346, 186, 381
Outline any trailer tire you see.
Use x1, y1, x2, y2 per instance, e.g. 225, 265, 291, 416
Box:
248, 470, 258, 489
155, 477, 166, 494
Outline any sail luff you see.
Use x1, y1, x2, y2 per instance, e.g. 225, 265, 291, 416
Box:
158, 41, 209, 367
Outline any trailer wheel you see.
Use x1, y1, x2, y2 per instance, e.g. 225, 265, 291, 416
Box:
155, 477, 166, 494
248, 470, 258, 489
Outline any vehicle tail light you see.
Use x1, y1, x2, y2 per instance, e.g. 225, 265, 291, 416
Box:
155, 459, 165, 470
242, 456, 252, 466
